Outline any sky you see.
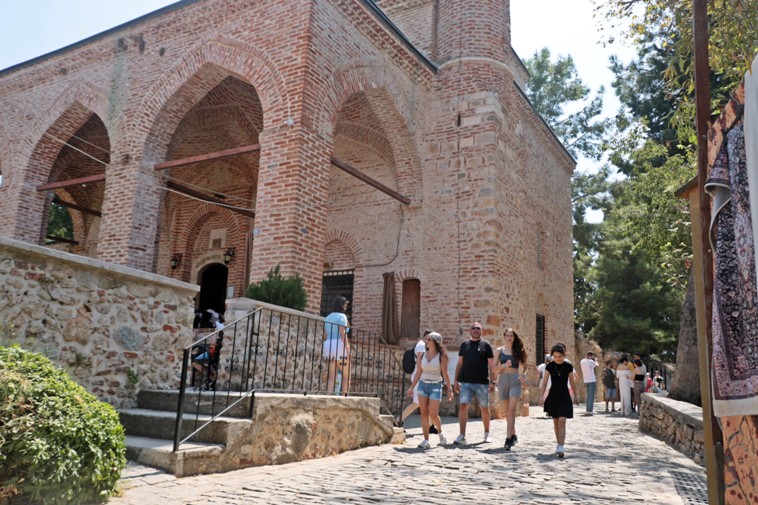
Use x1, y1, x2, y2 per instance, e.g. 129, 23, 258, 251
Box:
0, 0, 636, 173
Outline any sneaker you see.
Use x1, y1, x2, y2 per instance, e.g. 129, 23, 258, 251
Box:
418, 439, 431, 450
556, 445, 565, 458
453, 434, 467, 445
510, 435, 518, 446
483, 432, 493, 443
429, 424, 438, 434
504, 436, 512, 451
438, 434, 447, 446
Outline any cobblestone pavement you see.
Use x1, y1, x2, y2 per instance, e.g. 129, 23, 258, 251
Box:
110, 406, 708, 504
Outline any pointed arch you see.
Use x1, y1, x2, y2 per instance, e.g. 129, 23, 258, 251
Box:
135, 38, 287, 166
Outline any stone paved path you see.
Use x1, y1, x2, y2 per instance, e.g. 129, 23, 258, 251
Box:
110, 406, 708, 504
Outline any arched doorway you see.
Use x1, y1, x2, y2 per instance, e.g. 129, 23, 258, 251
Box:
198, 263, 228, 317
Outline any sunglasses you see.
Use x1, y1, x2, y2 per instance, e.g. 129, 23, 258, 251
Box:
471, 327, 481, 331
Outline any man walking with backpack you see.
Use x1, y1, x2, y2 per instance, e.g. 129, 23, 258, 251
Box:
401, 330, 433, 425
453, 322, 495, 444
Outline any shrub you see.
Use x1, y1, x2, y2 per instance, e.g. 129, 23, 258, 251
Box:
0, 346, 126, 504
246, 265, 307, 311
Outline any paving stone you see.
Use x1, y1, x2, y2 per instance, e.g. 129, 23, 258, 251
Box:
109, 407, 706, 504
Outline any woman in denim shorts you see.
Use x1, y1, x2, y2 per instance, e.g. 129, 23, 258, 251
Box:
406, 332, 454, 449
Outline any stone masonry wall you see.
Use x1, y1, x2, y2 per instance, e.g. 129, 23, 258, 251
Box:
0, 237, 198, 408
640, 393, 706, 465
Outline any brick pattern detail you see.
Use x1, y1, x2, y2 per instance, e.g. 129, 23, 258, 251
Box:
0, 0, 575, 363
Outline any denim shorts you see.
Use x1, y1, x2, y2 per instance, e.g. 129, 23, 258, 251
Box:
418, 380, 443, 401
459, 382, 490, 407
605, 388, 617, 400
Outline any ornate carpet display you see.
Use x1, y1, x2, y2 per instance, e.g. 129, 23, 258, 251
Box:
707, 124, 758, 417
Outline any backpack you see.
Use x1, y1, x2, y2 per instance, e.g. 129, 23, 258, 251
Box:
402, 346, 417, 374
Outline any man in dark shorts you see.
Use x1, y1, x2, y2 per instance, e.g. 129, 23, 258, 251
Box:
452, 321, 495, 445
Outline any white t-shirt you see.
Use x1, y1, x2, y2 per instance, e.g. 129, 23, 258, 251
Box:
537, 362, 547, 379
617, 368, 633, 388
580, 358, 598, 383
412, 339, 426, 380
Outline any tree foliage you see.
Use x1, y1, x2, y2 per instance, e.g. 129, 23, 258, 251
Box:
524, 47, 612, 160
46, 202, 74, 242
246, 265, 307, 311
0, 345, 126, 504
595, 0, 758, 145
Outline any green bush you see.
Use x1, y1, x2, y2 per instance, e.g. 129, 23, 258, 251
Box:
0, 346, 126, 504
246, 264, 307, 311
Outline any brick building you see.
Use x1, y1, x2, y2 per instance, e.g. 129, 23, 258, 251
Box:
0, 0, 574, 363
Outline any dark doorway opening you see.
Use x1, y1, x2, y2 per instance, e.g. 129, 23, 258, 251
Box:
198, 263, 228, 317
400, 279, 420, 339
320, 270, 354, 319
535, 314, 546, 365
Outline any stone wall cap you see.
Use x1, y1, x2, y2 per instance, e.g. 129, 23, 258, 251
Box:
0, 236, 199, 294
644, 392, 704, 425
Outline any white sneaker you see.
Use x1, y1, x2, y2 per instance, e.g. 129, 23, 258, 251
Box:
438, 434, 447, 446
418, 439, 431, 450
483, 432, 493, 443
556, 445, 565, 458
453, 434, 467, 445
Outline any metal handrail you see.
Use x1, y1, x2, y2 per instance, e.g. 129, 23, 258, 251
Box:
172, 305, 405, 452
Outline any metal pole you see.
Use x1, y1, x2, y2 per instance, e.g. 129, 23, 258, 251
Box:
692, 0, 725, 502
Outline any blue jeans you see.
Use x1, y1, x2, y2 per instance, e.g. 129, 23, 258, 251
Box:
585, 382, 596, 412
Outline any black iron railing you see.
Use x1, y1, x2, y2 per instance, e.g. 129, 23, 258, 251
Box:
173, 304, 405, 451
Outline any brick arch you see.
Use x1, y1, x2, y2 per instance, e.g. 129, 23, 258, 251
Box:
175, 204, 242, 259
323, 229, 363, 264
334, 122, 397, 180
136, 38, 287, 166
22, 90, 110, 245
318, 63, 422, 200
394, 269, 421, 284
27, 81, 109, 151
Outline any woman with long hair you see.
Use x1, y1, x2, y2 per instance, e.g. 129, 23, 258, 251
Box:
322, 296, 350, 394
406, 331, 454, 449
539, 343, 576, 458
493, 328, 527, 450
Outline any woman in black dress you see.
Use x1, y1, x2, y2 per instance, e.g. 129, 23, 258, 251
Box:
539, 343, 576, 458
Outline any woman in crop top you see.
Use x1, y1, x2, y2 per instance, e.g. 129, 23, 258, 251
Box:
493, 328, 527, 450
406, 331, 453, 449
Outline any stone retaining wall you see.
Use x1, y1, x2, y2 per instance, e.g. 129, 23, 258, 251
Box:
0, 237, 198, 408
639, 393, 705, 465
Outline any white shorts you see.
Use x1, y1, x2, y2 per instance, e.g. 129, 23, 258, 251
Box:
322, 339, 346, 359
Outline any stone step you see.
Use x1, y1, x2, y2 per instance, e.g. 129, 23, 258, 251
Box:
137, 389, 252, 417
125, 435, 224, 477
119, 408, 252, 445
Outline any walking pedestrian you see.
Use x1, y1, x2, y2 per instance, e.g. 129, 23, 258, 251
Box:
602, 360, 617, 413
632, 358, 646, 417
322, 296, 350, 394
452, 322, 495, 445
401, 330, 432, 424
579, 351, 598, 414
493, 328, 527, 450
539, 343, 576, 458
406, 332, 453, 449
616, 356, 633, 416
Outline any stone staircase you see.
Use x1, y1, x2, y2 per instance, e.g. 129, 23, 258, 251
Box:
121, 389, 403, 477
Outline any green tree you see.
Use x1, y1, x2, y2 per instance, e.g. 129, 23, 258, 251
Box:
46, 201, 74, 241
524, 47, 612, 160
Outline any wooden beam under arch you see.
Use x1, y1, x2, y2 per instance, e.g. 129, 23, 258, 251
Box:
36, 174, 106, 191
330, 157, 411, 205
52, 196, 102, 217
154, 144, 261, 171
165, 180, 256, 219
